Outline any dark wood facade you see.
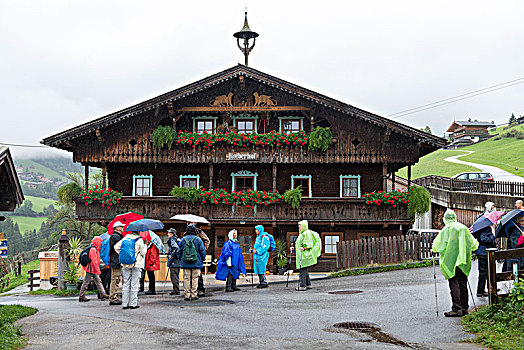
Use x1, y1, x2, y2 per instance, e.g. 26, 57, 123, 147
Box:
43, 65, 445, 271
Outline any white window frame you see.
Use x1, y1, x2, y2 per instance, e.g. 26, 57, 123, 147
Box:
232, 113, 259, 134
231, 170, 258, 192
339, 175, 361, 198
132, 174, 153, 197
291, 174, 312, 198
192, 116, 218, 134
179, 174, 200, 188
278, 116, 303, 134
322, 232, 343, 256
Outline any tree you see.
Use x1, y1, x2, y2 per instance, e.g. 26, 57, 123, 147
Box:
420, 126, 432, 134
509, 113, 517, 125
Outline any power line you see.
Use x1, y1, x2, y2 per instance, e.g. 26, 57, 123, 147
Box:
388, 76, 524, 119
0, 142, 48, 148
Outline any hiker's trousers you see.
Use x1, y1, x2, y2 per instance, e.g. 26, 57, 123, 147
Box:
183, 268, 201, 298
79, 272, 106, 298
109, 267, 122, 302
122, 267, 141, 307
299, 267, 311, 288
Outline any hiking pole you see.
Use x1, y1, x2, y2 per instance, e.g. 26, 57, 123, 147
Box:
286, 247, 294, 288
432, 255, 439, 316
467, 278, 477, 310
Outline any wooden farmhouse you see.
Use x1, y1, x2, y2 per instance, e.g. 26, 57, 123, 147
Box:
0, 147, 24, 212
42, 64, 445, 271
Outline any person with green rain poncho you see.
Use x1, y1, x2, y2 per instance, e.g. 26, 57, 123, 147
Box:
295, 220, 322, 291
432, 209, 479, 317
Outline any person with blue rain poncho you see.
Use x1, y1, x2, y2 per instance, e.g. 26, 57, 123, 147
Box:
250, 225, 270, 288
215, 229, 246, 292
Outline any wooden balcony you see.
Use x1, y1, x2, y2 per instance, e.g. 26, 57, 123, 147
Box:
75, 197, 410, 225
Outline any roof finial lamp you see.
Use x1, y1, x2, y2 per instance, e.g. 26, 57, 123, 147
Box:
233, 11, 259, 66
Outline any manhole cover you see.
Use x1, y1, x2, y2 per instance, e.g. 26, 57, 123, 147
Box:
157, 299, 235, 307
334, 322, 379, 331
328, 290, 364, 295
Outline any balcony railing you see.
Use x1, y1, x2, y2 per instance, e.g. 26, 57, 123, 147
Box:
75, 196, 410, 224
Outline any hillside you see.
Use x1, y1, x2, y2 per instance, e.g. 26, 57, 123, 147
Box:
398, 124, 523, 179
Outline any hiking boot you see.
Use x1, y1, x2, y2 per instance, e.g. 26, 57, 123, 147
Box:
123, 306, 130, 310
130, 305, 140, 309
306, 286, 312, 290
184, 297, 191, 301
197, 291, 205, 297
462, 309, 469, 315
225, 288, 234, 292
169, 291, 180, 295
477, 292, 489, 297
100, 294, 109, 301
79, 296, 90, 302
109, 300, 122, 305
232, 287, 241, 291
295, 286, 307, 291
444, 310, 463, 317
191, 296, 199, 301
145, 291, 156, 295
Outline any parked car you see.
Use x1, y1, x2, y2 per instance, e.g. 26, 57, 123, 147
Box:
452, 172, 494, 181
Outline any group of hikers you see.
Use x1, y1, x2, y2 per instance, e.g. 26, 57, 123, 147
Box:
432, 199, 524, 317
76, 219, 322, 309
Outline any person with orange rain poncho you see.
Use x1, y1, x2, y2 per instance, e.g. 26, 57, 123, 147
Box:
432, 209, 479, 317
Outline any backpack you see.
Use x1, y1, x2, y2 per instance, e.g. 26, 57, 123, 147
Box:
79, 246, 93, 267
182, 237, 198, 263
263, 233, 276, 252
100, 238, 111, 266
119, 237, 141, 265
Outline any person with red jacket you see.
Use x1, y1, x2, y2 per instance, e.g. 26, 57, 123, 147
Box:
140, 231, 162, 295
79, 236, 109, 302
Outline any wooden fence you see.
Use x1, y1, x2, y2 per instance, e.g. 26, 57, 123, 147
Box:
414, 175, 524, 197
336, 233, 439, 270
0, 244, 57, 293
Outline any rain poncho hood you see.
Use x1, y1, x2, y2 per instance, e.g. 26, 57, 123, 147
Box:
253, 225, 270, 274
83, 236, 103, 275
485, 202, 495, 213
216, 230, 246, 281
432, 210, 479, 280
295, 220, 322, 269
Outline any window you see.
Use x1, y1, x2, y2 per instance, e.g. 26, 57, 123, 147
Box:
287, 232, 298, 256
193, 116, 217, 134
279, 117, 303, 135
322, 232, 343, 255
237, 119, 256, 134
231, 170, 258, 192
233, 114, 258, 134
468, 173, 479, 180
133, 175, 153, 196
339, 175, 361, 198
291, 175, 312, 198
179, 175, 200, 188
456, 174, 467, 180
238, 235, 253, 254
235, 177, 254, 192
216, 235, 225, 248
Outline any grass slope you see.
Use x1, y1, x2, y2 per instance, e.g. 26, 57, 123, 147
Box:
10, 216, 47, 235
1, 260, 40, 293
397, 150, 480, 179
23, 196, 55, 212
0, 305, 38, 349
15, 159, 68, 181
460, 132, 524, 177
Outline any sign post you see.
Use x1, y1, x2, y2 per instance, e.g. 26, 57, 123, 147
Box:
0, 233, 7, 258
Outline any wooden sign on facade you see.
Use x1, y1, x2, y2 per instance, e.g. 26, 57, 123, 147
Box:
226, 152, 260, 161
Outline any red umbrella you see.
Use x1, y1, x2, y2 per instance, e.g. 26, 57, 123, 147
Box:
108, 212, 144, 235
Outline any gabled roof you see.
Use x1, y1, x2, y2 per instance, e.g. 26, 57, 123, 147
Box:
447, 120, 494, 132
42, 64, 446, 149
0, 147, 24, 211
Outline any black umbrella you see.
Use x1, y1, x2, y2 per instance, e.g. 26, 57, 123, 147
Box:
495, 209, 524, 238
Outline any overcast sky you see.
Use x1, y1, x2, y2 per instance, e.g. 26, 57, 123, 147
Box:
1, 0, 523, 158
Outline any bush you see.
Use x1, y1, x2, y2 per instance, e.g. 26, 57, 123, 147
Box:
500, 125, 524, 140
283, 186, 303, 209
57, 182, 83, 204
169, 186, 202, 203
408, 186, 431, 223
152, 125, 176, 150
308, 127, 333, 151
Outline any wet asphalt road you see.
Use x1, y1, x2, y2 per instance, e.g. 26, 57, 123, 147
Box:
1, 263, 488, 349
